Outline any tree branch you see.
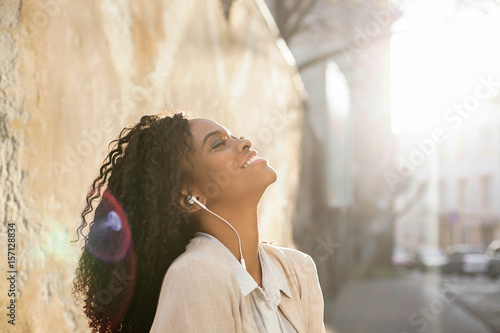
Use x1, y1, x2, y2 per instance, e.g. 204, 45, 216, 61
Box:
297, 31, 394, 70
282, 0, 320, 42
395, 181, 428, 220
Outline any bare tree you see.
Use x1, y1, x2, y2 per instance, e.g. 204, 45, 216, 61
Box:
456, 0, 500, 13
266, 0, 410, 278
272, 0, 322, 43
266, 0, 400, 69
372, 178, 428, 270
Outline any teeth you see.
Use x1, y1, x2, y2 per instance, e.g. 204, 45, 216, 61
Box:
242, 156, 260, 168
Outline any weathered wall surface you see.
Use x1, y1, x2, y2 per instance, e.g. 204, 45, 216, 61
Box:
0, 0, 305, 331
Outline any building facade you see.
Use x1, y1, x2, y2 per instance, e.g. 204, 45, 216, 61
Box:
0, 0, 305, 331
394, 94, 500, 250
438, 96, 500, 247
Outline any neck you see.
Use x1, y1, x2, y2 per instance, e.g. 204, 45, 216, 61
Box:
194, 202, 262, 285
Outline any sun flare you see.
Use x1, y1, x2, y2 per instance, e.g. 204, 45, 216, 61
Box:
391, 8, 500, 134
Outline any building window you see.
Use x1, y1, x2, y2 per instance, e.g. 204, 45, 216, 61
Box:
439, 144, 447, 163
458, 178, 468, 210
480, 126, 493, 156
439, 179, 447, 210
479, 174, 492, 211
456, 131, 467, 160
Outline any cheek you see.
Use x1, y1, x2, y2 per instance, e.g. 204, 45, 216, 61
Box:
191, 164, 211, 185
187, 154, 209, 186
192, 154, 237, 186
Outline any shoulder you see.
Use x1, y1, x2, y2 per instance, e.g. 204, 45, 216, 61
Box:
262, 243, 326, 332
261, 242, 317, 273
260, 242, 318, 295
151, 239, 243, 332
162, 238, 235, 288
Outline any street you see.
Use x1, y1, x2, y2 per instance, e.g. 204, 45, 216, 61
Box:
325, 270, 500, 333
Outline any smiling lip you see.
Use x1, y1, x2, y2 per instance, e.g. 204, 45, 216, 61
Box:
243, 157, 265, 168
240, 150, 258, 169
240, 150, 266, 169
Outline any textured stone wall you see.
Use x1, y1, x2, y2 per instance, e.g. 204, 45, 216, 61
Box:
0, 0, 305, 331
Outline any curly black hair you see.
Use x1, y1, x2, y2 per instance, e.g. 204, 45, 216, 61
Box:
72, 112, 197, 332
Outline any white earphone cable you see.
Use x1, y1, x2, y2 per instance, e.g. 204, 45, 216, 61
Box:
188, 196, 246, 270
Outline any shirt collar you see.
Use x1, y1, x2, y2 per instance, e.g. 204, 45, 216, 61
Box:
194, 232, 292, 299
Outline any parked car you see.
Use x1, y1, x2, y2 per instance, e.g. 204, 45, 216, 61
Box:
408, 247, 448, 271
441, 244, 488, 275
485, 240, 500, 279
391, 246, 412, 268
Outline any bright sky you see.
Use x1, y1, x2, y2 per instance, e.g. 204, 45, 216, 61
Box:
390, 0, 500, 134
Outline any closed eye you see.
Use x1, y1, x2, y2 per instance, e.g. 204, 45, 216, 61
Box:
211, 138, 227, 150
211, 134, 245, 150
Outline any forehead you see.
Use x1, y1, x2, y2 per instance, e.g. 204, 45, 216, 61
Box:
188, 118, 229, 146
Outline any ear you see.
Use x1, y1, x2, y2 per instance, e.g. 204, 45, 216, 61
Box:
179, 190, 207, 213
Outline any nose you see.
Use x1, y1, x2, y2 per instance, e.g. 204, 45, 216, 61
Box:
236, 137, 252, 152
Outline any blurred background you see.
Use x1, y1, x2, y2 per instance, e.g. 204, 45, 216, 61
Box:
1, 0, 500, 332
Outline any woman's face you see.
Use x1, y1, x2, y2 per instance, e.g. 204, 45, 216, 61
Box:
185, 118, 277, 204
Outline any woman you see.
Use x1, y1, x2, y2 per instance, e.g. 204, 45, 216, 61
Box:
73, 112, 326, 332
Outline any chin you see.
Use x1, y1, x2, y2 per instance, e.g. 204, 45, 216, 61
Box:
248, 167, 277, 195
265, 165, 278, 185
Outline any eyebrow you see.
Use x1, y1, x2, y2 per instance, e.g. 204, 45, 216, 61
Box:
201, 130, 234, 150
201, 130, 222, 150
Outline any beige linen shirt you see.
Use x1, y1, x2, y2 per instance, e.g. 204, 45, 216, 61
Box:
149, 233, 326, 333
193, 231, 297, 332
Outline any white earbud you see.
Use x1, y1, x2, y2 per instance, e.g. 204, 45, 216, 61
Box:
186, 195, 246, 270
187, 195, 205, 208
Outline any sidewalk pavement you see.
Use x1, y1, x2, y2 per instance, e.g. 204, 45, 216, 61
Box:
323, 272, 495, 333
450, 275, 500, 332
